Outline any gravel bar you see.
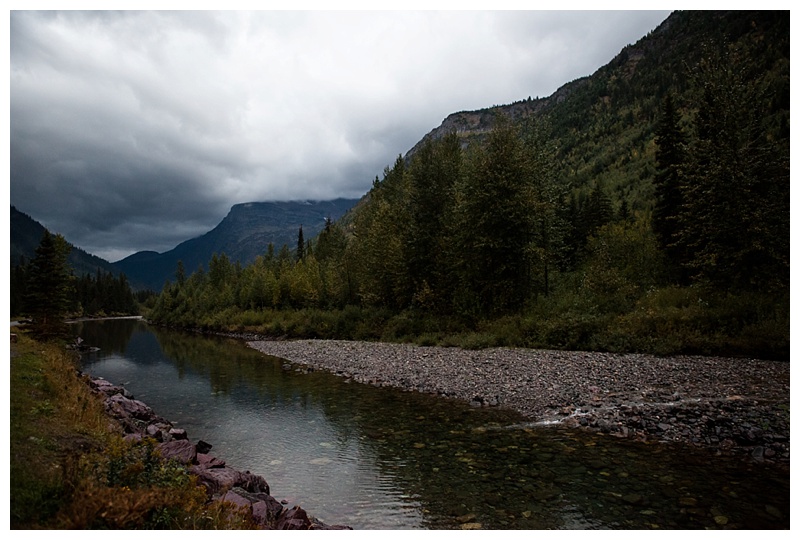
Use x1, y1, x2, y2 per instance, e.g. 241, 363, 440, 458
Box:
247, 339, 790, 464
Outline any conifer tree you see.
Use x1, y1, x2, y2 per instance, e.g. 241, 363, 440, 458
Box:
453, 115, 536, 315
296, 225, 305, 262
677, 53, 789, 292
652, 93, 688, 282
26, 231, 72, 337
405, 133, 461, 309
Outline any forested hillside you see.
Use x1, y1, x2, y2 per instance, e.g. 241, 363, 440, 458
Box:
11, 206, 124, 280
11, 207, 140, 320
150, 11, 788, 359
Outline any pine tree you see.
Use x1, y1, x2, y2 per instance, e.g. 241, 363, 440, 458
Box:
405, 133, 462, 310
652, 93, 688, 282
25, 231, 72, 337
453, 115, 537, 315
296, 226, 305, 262
175, 260, 186, 287
677, 52, 789, 292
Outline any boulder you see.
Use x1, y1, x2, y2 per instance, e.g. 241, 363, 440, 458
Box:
106, 394, 156, 422
219, 489, 253, 510
158, 439, 197, 465
146, 424, 164, 441
238, 470, 270, 494
191, 466, 242, 494
196, 439, 213, 454
276, 506, 312, 530
196, 453, 226, 469
168, 428, 188, 440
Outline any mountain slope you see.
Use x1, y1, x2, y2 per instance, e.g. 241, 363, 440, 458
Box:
11, 206, 123, 279
114, 199, 358, 291
405, 11, 788, 214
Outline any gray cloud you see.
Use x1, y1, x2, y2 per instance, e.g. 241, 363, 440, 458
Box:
10, 10, 671, 261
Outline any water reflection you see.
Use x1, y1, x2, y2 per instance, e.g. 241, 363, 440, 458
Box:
73, 320, 789, 530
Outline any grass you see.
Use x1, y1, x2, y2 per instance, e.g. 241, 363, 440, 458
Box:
9, 330, 259, 529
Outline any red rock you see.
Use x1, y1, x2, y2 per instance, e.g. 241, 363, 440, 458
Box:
157, 439, 197, 465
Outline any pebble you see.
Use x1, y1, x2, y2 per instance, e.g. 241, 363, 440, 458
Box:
247, 340, 789, 464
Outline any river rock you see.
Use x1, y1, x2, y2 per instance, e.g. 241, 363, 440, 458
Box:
84, 375, 343, 529
196, 453, 226, 469
246, 339, 790, 466
238, 470, 270, 494
168, 427, 188, 440
196, 439, 213, 454
191, 466, 242, 494
158, 439, 197, 465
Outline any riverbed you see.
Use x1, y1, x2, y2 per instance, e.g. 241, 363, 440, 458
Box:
72, 319, 790, 529
247, 339, 790, 464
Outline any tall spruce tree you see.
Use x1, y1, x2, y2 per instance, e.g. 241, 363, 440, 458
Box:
453, 115, 536, 316
296, 225, 305, 262
677, 52, 789, 292
25, 230, 72, 337
652, 94, 689, 283
405, 133, 462, 310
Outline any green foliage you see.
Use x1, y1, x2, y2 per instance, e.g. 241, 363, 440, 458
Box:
675, 46, 789, 293
147, 12, 788, 360
24, 231, 72, 337
13, 232, 139, 321
652, 93, 688, 281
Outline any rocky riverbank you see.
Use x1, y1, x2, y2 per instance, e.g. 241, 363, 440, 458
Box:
85, 375, 350, 530
247, 340, 790, 467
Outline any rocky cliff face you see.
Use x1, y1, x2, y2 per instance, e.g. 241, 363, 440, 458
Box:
404, 76, 589, 160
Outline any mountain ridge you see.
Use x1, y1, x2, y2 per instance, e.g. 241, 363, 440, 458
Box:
114, 198, 359, 291
10, 205, 125, 281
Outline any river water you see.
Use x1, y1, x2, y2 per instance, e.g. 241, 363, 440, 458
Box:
72, 319, 789, 530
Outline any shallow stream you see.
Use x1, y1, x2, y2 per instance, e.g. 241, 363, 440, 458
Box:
72, 319, 789, 530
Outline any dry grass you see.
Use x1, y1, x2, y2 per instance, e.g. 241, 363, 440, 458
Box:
10, 330, 260, 529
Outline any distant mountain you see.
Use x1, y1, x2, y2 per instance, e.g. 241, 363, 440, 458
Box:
114, 199, 358, 291
10, 205, 123, 279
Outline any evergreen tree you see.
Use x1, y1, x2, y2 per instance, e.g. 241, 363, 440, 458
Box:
296, 226, 305, 262
351, 155, 412, 309
453, 115, 537, 316
521, 117, 567, 298
582, 182, 613, 237
175, 260, 186, 287
677, 52, 789, 292
652, 93, 689, 282
25, 231, 72, 337
405, 133, 462, 310
10, 262, 28, 316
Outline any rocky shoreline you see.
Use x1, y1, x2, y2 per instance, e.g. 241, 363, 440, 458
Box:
85, 374, 350, 530
247, 339, 790, 467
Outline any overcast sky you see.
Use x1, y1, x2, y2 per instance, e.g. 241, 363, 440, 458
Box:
9, 9, 672, 262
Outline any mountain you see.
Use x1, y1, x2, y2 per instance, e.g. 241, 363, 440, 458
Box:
405, 11, 788, 214
114, 199, 358, 291
11, 205, 123, 279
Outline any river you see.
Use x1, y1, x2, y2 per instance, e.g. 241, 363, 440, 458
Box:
72, 318, 789, 530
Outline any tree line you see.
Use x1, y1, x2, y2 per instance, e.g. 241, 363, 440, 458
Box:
148, 50, 788, 359
12, 230, 139, 337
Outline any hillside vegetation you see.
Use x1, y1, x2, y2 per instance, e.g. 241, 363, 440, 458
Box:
149, 11, 788, 360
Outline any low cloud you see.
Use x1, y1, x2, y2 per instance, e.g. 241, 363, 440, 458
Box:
10, 10, 670, 261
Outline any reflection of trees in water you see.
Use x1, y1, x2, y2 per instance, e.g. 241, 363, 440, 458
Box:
71, 318, 140, 355
79, 320, 791, 529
